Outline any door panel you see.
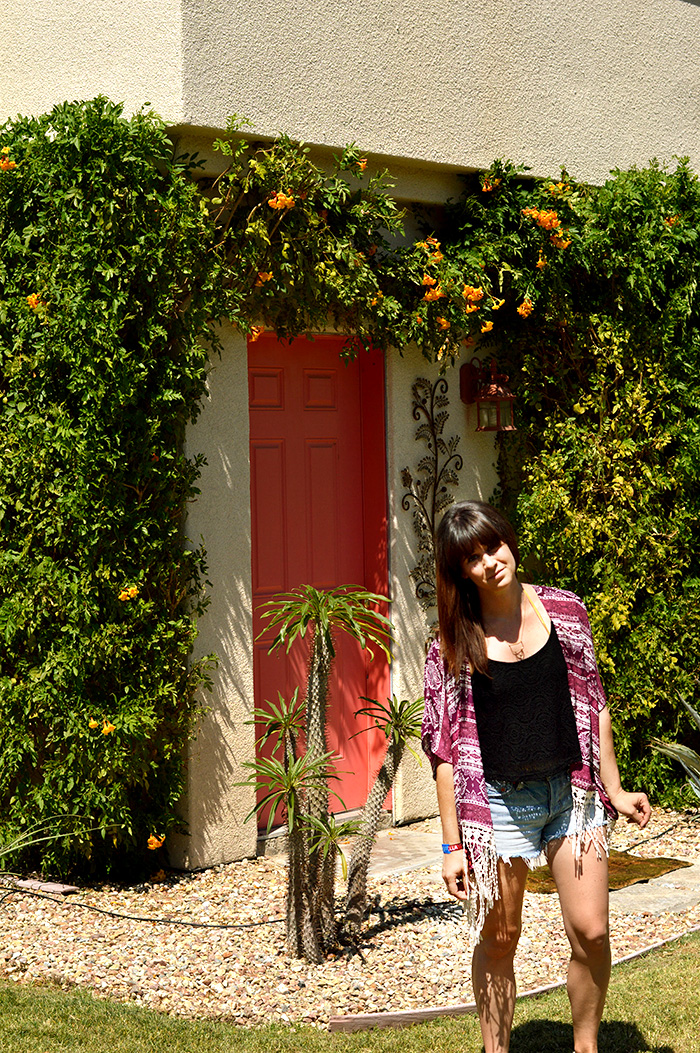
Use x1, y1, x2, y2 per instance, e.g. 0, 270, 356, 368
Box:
249, 334, 389, 821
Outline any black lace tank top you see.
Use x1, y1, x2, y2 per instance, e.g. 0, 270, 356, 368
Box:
471, 625, 582, 782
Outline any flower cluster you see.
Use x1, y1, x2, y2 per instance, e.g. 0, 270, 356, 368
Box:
267, 190, 295, 210
463, 284, 484, 314
523, 207, 571, 249
255, 271, 273, 286
118, 585, 139, 601
522, 207, 561, 231
89, 718, 116, 734
249, 326, 264, 341
463, 285, 484, 304
517, 298, 534, 318
147, 834, 165, 850
482, 176, 501, 192
0, 146, 16, 171
26, 293, 42, 309
423, 284, 446, 301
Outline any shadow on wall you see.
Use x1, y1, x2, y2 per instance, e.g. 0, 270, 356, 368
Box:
390, 358, 499, 700
170, 339, 258, 869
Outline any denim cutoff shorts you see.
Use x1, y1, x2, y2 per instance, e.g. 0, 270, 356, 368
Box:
485, 771, 607, 863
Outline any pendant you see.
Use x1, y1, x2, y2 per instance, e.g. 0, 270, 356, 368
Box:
509, 640, 525, 661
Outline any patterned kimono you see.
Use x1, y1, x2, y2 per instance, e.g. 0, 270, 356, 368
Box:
421, 585, 616, 944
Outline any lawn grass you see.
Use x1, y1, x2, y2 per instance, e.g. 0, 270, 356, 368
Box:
1, 930, 697, 1053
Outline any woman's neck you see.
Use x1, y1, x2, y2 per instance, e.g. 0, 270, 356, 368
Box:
479, 579, 524, 629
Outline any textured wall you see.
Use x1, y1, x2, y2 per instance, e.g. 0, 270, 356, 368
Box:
169, 328, 258, 869
385, 346, 499, 824
0, 0, 183, 124
3, 1, 698, 186
181, 0, 700, 185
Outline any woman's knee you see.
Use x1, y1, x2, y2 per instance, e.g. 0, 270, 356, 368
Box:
479, 918, 522, 961
567, 920, 610, 960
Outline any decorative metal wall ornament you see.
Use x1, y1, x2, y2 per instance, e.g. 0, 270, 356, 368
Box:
401, 376, 463, 611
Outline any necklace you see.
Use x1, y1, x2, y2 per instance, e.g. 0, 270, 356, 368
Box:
507, 587, 526, 660
507, 638, 526, 661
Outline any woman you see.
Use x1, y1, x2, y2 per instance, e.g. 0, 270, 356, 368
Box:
421, 501, 650, 1053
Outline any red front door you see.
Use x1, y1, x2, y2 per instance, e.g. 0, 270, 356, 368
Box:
248, 334, 390, 821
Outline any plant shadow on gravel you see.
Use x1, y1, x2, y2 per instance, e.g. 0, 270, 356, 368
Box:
508, 1019, 674, 1052
360, 897, 463, 940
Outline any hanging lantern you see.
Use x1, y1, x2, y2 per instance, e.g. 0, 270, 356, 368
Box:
459, 357, 516, 432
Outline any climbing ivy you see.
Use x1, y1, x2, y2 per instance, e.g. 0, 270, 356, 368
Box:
0, 99, 226, 874
0, 99, 465, 875
1, 97, 698, 879
428, 160, 700, 803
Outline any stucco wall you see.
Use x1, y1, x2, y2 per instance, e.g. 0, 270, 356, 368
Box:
180, 0, 700, 186
0, 0, 183, 125
3, 1, 699, 189
169, 327, 258, 869
385, 347, 499, 824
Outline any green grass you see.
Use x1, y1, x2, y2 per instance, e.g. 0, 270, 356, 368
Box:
1, 931, 698, 1052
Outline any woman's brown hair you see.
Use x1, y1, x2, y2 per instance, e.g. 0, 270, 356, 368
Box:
435, 501, 520, 677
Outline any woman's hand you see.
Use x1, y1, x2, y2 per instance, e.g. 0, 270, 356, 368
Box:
442, 847, 469, 900
608, 788, 652, 829
599, 707, 652, 829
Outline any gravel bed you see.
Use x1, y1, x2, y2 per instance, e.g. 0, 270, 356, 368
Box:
2, 809, 699, 1028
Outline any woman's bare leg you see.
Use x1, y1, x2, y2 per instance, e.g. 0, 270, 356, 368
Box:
472, 857, 529, 1053
548, 835, 610, 1053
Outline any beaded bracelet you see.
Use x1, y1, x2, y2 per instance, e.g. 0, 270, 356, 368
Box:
441, 842, 462, 854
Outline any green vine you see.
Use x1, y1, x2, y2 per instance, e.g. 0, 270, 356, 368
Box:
0, 99, 218, 875
429, 159, 700, 803
1, 100, 699, 877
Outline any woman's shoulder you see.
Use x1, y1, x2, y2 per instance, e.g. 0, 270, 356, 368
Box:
425, 634, 443, 664
530, 583, 583, 607
529, 584, 592, 631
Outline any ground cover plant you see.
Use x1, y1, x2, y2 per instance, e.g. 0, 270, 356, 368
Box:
0, 930, 698, 1051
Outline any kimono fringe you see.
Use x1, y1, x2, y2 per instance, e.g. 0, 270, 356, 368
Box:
459, 786, 615, 947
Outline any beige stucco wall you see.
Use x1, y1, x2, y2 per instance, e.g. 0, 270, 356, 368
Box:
0, 0, 184, 125
180, 0, 700, 186
385, 346, 499, 824
2, 1, 699, 188
169, 327, 258, 869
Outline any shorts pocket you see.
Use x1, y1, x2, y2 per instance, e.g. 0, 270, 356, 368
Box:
486, 778, 517, 799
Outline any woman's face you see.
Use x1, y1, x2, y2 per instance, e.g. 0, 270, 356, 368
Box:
461, 539, 517, 592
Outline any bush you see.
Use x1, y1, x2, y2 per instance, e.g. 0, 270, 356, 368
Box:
438, 159, 700, 801
0, 98, 218, 875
